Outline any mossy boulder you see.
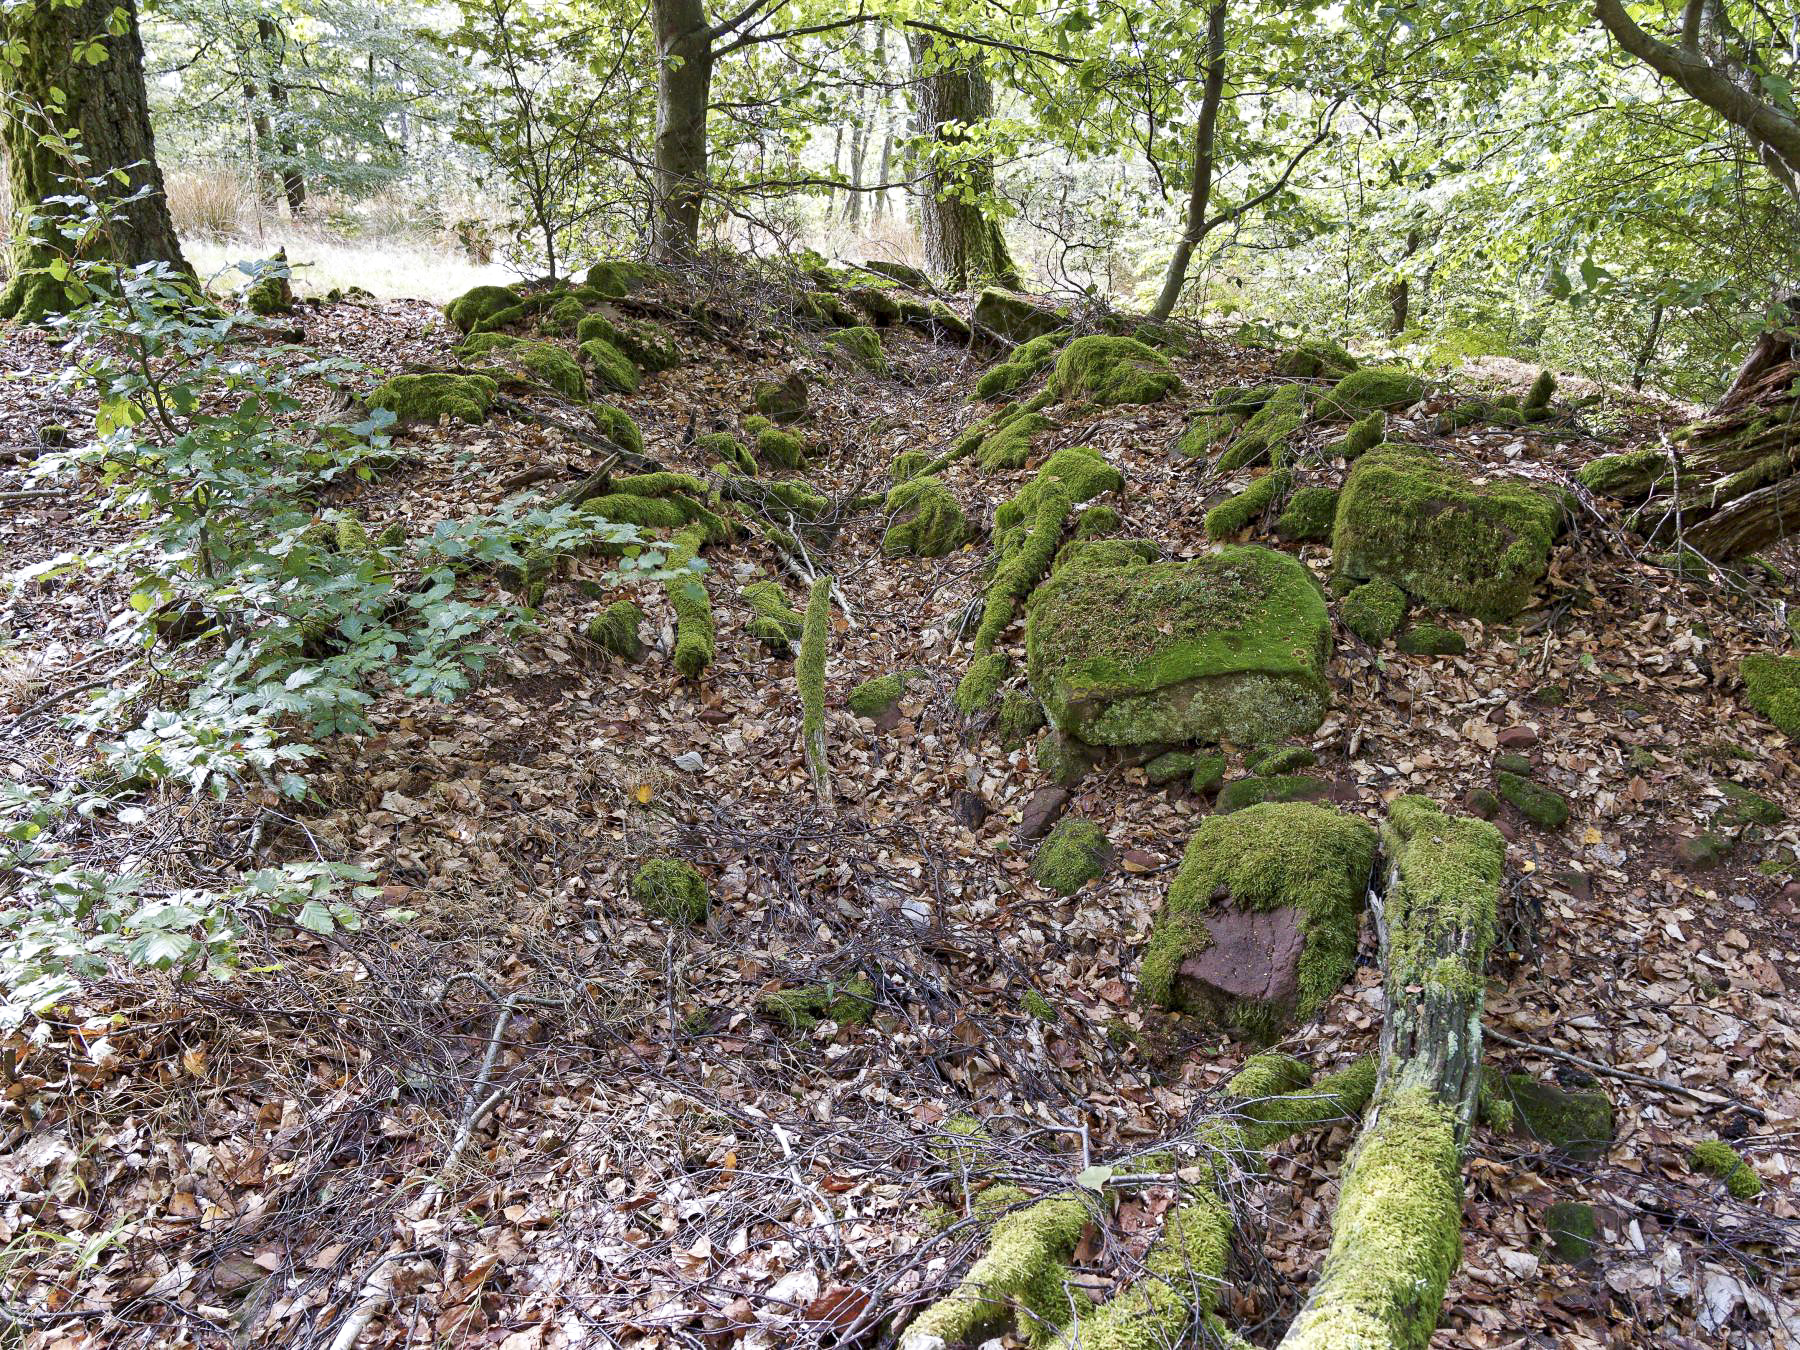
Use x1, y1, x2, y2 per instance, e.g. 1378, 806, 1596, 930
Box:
1577, 448, 1667, 498
1543, 1201, 1599, 1263
631, 858, 709, 923
585, 259, 659, 297
1052, 537, 1158, 577
972, 287, 1068, 342
590, 403, 644, 455
1031, 817, 1111, 895
1329, 410, 1386, 461
754, 371, 810, 424
741, 580, 803, 654
825, 325, 888, 373
976, 411, 1054, 471
244, 251, 294, 315
1216, 773, 1333, 813
1690, 1139, 1762, 1198
848, 672, 907, 719
1052, 335, 1180, 406
1177, 410, 1242, 460
1204, 468, 1291, 540
1025, 544, 1332, 748
1317, 366, 1426, 419
1396, 624, 1467, 656
1332, 443, 1564, 622
367, 372, 498, 425
1341, 578, 1407, 643
846, 284, 901, 325
995, 446, 1121, 533
1218, 384, 1307, 471
1275, 486, 1339, 543
585, 600, 644, 659
459, 333, 586, 399
744, 415, 808, 469
575, 312, 677, 372
996, 690, 1046, 749
1072, 503, 1120, 537
445, 283, 519, 333
1497, 770, 1570, 828
696, 431, 756, 474
883, 476, 969, 557
1741, 654, 1800, 737
579, 336, 641, 394
1140, 802, 1376, 1040
1275, 337, 1358, 379
975, 331, 1067, 400
1504, 1075, 1614, 1160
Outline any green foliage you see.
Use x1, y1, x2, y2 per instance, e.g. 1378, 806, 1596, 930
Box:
631, 859, 709, 923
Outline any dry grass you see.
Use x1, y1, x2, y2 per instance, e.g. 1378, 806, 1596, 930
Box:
186, 233, 517, 304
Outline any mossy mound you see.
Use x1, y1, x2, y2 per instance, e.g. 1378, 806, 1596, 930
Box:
1317, 366, 1426, 419
1177, 410, 1242, 460
458, 333, 587, 399
1329, 409, 1386, 460
759, 974, 877, 1031
1275, 337, 1358, 379
846, 285, 901, 325
1052, 537, 1158, 577
1031, 818, 1111, 895
754, 372, 809, 423
1497, 770, 1570, 828
883, 476, 969, 557
367, 372, 498, 425
244, 253, 294, 315
445, 283, 519, 333
1741, 654, 1800, 737
976, 411, 1054, 471
1577, 448, 1667, 497
590, 403, 644, 455
825, 325, 888, 373
1504, 1075, 1613, 1160
1145, 750, 1198, 785
848, 672, 906, 719
996, 690, 1046, 749
1204, 468, 1291, 540
1690, 1139, 1762, 1199
575, 312, 677, 372
584, 259, 660, 297
1396, 623, 1467, 656
631, 859, 709, 923
889, 449, 931, 484
955, 651, 1010, 716
1052, 335, 1180, 406
1332, 442, 1564, 622
741, 580, 802, 654
995, 446, 1122, 533
1072, 503, 1120, 538
1025, 544, 1333, 748
975, 332, 1066, 400
1217, 384, 1307, 471
1216, 773, 1333, 813
1275, 486, 1339, 542
1544, 1201, 1599, 1263
696, 431, 756, 474
585, 600, 644, 659
1140, 802, 1376, 1039
1341, 577, 1407, 643
743, 414, 808, 469
1248, 745, 1317, 776
665, 527, 714, 678
972, 287, 1069, 342
579, 336, 641, 394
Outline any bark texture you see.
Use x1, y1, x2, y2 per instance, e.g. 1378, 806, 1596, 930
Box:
1150, 0, 1228, 321
906, 32, 1020, 290
0, 0, 190, 321
650, 0, 714, 264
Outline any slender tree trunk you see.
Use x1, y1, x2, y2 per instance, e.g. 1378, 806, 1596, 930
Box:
650, 0, 714, 264
1631, 300, 1665, 391
257, 18, 305, 217
1388, 225, 1420, 333
905, 31, 1020, 290
0, 0, 190, 321
874, 121, 893, 221
1150, 0, 1228, 321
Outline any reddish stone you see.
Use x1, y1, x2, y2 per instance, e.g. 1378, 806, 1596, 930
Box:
1178, 904, 1306, 1007
1013, 787, 1070, 843
953, 790, 991, 829
1496, 725, 1540, 748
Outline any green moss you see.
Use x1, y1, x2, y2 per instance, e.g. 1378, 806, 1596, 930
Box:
577, 312, 677, 371
1524, 369, 1556, 410
1064, 1194, 1232, 1350
1504, 1075, 1614, 1160
1072, 504, 1120, 538
1544, 1200, 1598, 1263
1317, 365, 1426, 420
1494, 752, 1532, 776
798, 576, 832, 792
538, 295, 586, 334
1216, 382, 1282, 414
1275, 337, 1358, 379
995, 447, 1122, 533
1177, 411, 1243, 460
848, 672, 906, 719
445, 283, 519, 333
1690, 1139, 1762, 1198
976, 359, 1041, 400
585, 600, 644, 659
580, 336, 641, 394
1741, 654, 1800, 737
458, 333, 587, 399
695, 431, 756, 474
665, 526, 714, 678
631, 858, 709, 923
1328, 410, 1386, 461
1276, 486, 1339, 542
760, 974, 876, 1030
977, 411, 1055, 471
1031, 818, 1110, 895
1380, 795, 1503, 994
1249, 745, 1317, 776
889, 449, 931, 483
1216, 773, 1332, 813
753, 374, 809, 423
1281, 1087, 1463, 1350
1720, 780, 1782, 826
973, 288, 1070, 342
1026, 545, 1333, 748
883, 476, 969, 557
1218, 384, 1307, 470
970, 482, 1074, 660
1230, 1054, 1378, 1151
956, 651, 1011, 715
753, 426, 807, 469
1577, 448, 1667, 497
1052, 335, 1180, 406
1204, 468, 1292, 540
1396, 624, 1466, 656
1020, 989, 1057, 1022
1035, 732, 1094, 787
1190, 753, 1226, 794
585, 259, 659, 297
1332, 442, 1564, 622
741, 580, 802, 654
1496, 770, 1569, 828
903, 1191, 1092, 1346
1145, 751, 1197, 786
997, 690, 1047, 749
825, 324, 888, 373
579, 493, 688, 532
589, 402, 644, 455
1678, 830, 1735, 866
1341, 577, 1407, 643
367, 372, 498, 425
1140, 802, 1375, 1031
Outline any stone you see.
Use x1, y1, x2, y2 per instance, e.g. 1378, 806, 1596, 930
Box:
754, 370, 810, 424
1543, 1201, 1598, 1263
953, 790, 991, 829
1332, 443, 1564, 622
1177, 905, 1308, 1007
1025, 544, 1332, 749
1030, 818, 1112, 895
1052, 335, 1180, 406
1496, 725, 1539, 748
973, 287, 1068, 343
1504, 1075, 1615, 1160
862, 259, 929, 289
1014, 786, 1070, 843
882, 476, 969, 557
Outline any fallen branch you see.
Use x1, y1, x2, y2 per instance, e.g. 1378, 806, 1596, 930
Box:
798, 576, 833, 806
1485, 1025, 1765, 1121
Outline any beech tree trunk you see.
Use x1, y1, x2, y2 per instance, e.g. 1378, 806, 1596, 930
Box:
1150, 0, 1228, 321
0, 0, 190, 321
650, 0, 714, 264
257, 17, 306, 217
906, 32, 1020, 290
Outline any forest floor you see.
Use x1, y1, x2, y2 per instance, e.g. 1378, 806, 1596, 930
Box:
2, 270, 1799, 1350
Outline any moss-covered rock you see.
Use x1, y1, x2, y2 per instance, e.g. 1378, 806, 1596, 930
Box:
1340, 577, 1407, 643
631, 858, 709, 923
1177, 410, 1242, 460
585, 599, 644, 659
445, 283, 519, 333
1140, 802, 1376, 1039
1026, 544, 1333, 748
955, 650, 1010, 715
1395, 623, 1467, 656
882, 476, 969, 557
996, 690, 1046, 749
1144, 750, 1198, 785
1332, 443, 1564, 622
741, 580, 803, 654
1052, 335, 1180, 406
1328, 409, 1386, 461
1204, 468, 1292, 540
244, 251, 294, 315
589, 402, 644, 455
889, 449, 931, 484
1690, 1138, 1762, 1198
1275, 486, 1339, 543
1035, 730, 1095, 786
754, 371, 809, 424
1497, 770, 1570, 828
1052, 537, 1159, 577
1275, 336, 1358, 379
1248, 745, 1317, 775
575, 311, 677, 372
1072, 503, 1120, 538
665, 526, 714, 678
1217, 384, 1307, 471
995, 447, 1121, 533
760, 974, 877, 1030
1720, 780, 1782, 826
848, 672, 906, 720
972, 287, 1069, 343
1031, 818, 1111, 895
976, 411, 1054, 471
695, 431, 756, 474
367, 372, 498, 425
1524, 368, 1556, 411
579, 336, 640, 394
825, 324, 888, 373
1741, 654, 1800, 737
747, 419, 808, 469
1577, 448, 1667, 497
1190, 753, 1226, 794
1543, 1200, 1599, 1263
1216, 773, 1333, 813
459, 333, 587, 399
1504, 1075, 1613, 1160
1317, 365, 1426, 419
584, 259, 660, 296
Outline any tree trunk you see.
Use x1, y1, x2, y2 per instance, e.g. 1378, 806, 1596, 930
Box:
1150, 0, 1228, 321
0, 0, 190, 321
257, 18, 306, 217
905, 31, 1020, 290
1388, 226, 1421, 334
650, 0, 714, 265
1631, 300, 1665, 391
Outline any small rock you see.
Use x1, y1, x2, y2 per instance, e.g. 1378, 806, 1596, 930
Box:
1014, 787, 1071, 843
953, 790, 991, 829
1496, 725, 1539, 748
